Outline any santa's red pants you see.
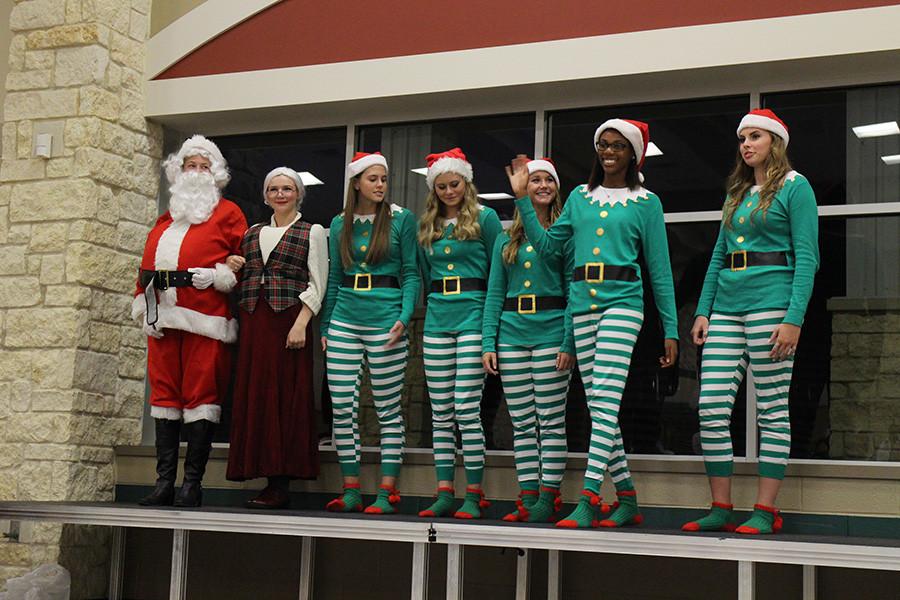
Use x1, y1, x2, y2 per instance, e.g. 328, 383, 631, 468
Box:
147, 329, 231, 423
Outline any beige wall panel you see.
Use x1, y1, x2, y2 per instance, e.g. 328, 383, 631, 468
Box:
150, 0, 207, 37
802, 478, 900, 515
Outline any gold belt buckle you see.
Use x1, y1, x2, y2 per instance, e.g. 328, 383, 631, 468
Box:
585, 262, 605, 283
517, 294, 537, 314
354, 273, 372, 291
730, 250, 748, 271
442, 275, 461, 295
157, 269, 171, 290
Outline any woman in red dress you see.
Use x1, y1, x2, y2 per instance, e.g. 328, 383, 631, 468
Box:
226, 167, 328, 508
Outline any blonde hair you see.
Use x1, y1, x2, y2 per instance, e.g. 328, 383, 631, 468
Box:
722, 134, 792, 228
339, 179, 392, 268
417, 180, 482, 251
503, 188, 563, 264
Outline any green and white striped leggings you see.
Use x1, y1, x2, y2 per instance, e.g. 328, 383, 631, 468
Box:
423, 332, 486, 484
498, 343, 570, 489
326, 319, 407, 478
699, 310, 793, 480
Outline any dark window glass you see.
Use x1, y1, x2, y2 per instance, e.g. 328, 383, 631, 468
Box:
548, 96, 750, 213
358, 113, 535, 220
213, 127, 347, 227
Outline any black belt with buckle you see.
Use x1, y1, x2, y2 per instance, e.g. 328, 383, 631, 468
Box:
342, 274, 401, 291
572, 263, 638, 283
502, 295, 566, 314
139, 269, 193, 290
429, 277, 487, 295
725, 251, 788, 271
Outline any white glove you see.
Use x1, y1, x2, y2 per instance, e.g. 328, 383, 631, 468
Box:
142, 321, 164, 339
188, 267, 216, 290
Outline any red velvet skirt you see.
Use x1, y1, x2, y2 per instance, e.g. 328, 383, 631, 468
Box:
226, 301, 318, 480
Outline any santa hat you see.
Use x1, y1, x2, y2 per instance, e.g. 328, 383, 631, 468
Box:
263, 166, 306, 205
737, 109, 789, 146
347, 151, 388, 178
526, 158, 560, 184
594, 119, 650, 171
163, 134, 230, 189
425, 147, 473, 189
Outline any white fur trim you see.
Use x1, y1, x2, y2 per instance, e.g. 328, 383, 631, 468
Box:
154, 220, 190, 308
594, 119, 644, 162
426, 157, 473, 189
737, 115, 789, 146
347, 154, 388, 178
582, 184, 651, 207
526, 159, 560, 184
131, 295, 146, 323
152, 305, 238, 343
213, 262, 237, 293
183, 403, 221, 424
151, 406, 183, 420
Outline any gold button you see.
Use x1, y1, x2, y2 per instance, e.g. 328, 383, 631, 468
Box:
444, 246, 451, 254
739, 217, 745, 224
596, 227, 604, 236
360, 262, 367, 268
592, 247, 600, 256
736, 236, 745, 244
746, 201, 753, 207
590, 289, 597, 297
526, 245, 534, 252
600, 211, 608, 218
524, 280, 532, 288
362, 231, 369, 237
448, 264, 454, 270
524, 261, 532, 269
360, 245, 367, 251
590, 304, 598, 311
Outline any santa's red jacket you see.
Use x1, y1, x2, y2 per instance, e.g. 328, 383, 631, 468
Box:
132, 198, 247, 343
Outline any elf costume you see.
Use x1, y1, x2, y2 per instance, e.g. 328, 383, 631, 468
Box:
418, 148, 503, 519
322, 152, 421, 514
482, 159, 574, 523
516, 120, 678, 529
683, 110, 818, 535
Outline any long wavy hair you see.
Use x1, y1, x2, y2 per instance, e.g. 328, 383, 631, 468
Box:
417, 180, 482, 251
503, 183, 563, 264
339, 176, 392, 268
722, 133, 792, 228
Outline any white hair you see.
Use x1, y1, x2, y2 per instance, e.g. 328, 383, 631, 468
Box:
263, 166, 306, 206
163, 134, 230, 189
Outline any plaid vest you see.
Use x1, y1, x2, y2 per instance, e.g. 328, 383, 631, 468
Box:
237, 220, 311, 313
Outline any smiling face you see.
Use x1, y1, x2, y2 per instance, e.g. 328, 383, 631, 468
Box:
527, 170, 557, 207
738, 127, 773, 168
595, 129, 634, 180
433, 172, 467, 213
182, 154, 212, 174
265, 174, 299, 214
354, 165, 388, 204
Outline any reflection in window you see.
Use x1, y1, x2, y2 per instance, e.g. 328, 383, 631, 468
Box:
547, 96, 749, 213
358, 114, 535, 220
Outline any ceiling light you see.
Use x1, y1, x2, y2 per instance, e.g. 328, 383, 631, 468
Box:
645, 142, 663, 157
411, 167, 428, 175
298, 171, 323, 185
852, 121, 900, 138
478, 193, 513, 200
882, 154, 900, 165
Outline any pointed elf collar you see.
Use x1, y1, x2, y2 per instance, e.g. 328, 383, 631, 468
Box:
353, 203, 403, 223
582, 184, 651, 207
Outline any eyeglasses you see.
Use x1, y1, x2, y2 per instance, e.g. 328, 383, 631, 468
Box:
266, 186, 297, 196
595, 141, 629, 152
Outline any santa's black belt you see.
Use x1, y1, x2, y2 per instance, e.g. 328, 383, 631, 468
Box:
724, 250, 788, 271
503, 295, 566, 314
429, 277, 487, 295
342, 274, 400, 291
139, 269, 193, 291
572, 263, 638, 283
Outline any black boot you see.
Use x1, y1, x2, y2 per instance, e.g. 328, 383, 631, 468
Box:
174, 419, 215, 508
139, 418, 182, 506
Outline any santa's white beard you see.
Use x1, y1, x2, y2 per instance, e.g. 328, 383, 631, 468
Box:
168, 170, 221, 224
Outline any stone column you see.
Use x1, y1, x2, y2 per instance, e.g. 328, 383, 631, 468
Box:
0, 0, 161, 595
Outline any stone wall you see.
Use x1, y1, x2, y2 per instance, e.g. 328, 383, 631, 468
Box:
829, 302, 900, 461
0, 0, 161, 595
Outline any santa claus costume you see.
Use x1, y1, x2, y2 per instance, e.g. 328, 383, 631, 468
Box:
133, 135, 247, 508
